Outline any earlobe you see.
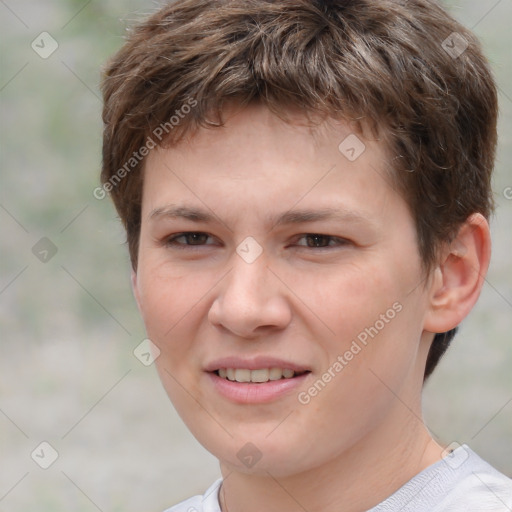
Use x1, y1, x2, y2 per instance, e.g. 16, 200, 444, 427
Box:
424, 213, 491, 334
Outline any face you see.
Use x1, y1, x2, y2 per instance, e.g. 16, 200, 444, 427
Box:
133, 103, 433, 477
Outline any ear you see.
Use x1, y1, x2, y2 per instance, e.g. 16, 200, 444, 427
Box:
423, 213, 491, 334
131, 269, 142, 313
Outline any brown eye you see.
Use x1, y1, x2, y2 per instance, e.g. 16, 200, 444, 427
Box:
295, 234, 349, 248
165, 232, 214, 247
305, 234, 331, 247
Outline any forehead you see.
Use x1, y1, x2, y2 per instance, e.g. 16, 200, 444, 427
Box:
141, 103, 403, 225
158, 103, 384, 169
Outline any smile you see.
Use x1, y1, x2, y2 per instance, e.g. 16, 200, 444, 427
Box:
216, 368, 309, 383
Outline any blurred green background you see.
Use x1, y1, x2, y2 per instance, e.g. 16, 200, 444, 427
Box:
1, 1, 511, 511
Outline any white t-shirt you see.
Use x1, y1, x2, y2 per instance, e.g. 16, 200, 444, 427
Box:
163, 445, 512, 512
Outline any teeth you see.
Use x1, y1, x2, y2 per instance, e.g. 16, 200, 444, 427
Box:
269, 367, 283, 380
282, 368, 295, 379
235, 369, 251, 383
217, 368, 299, 383
251, 369, 269, 383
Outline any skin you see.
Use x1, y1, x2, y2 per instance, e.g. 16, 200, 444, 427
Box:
132, 103, 491, 512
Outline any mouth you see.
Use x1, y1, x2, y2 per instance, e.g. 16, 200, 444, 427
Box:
205, 357, 312, 403
214, 367, 311, 384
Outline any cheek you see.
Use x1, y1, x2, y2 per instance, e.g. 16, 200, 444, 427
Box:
137, 263, 210, 410
301, 256, 423, 390
136, 260, 209, 347
297, 258, 405, 342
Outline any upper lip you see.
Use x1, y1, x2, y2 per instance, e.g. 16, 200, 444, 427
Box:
204, 356, 311, 373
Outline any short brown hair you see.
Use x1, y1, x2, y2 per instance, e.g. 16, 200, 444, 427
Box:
100, 0, 498, 379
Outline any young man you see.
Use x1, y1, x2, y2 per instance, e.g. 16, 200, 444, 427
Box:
100, 0, 512, 510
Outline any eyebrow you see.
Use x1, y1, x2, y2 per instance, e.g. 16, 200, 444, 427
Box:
149, 204, 375, 229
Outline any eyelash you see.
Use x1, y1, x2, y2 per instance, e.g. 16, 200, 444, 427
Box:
163, 232, 350, 250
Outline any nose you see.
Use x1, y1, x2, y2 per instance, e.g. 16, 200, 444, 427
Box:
208, 256, 292, 339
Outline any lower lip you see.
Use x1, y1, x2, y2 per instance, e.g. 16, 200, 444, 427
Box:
206, 372, 310, 404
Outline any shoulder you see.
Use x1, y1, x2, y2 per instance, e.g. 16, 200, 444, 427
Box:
434, 446, 512, 512
371, 445, 512, 512
162, 478, 223, 512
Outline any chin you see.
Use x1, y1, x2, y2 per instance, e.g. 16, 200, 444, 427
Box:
203, 433, 319, 478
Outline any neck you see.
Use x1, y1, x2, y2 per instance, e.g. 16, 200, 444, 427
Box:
219, 408, 443, 512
